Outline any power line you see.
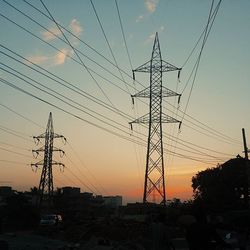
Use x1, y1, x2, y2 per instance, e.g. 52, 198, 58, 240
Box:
0, 46, 131, 120
0, 76, 227, 165
115, 0, 133, 70
1, 61, 232, 162
0, 49, 234, 162
181, 0, 222, 122
64, 166, 96, 194
0, 65, 145, 145
39, 0, 116, 109
52, 155, 96, 192
0, 3, 236, 158
0, 57, 178, 158
169, 0, 224, 167
0, 45, 236, 164
0, 62, 132, 134
1, 48, 238, 154
2, 0, 133, 96
114, 0, 146, 184
0, 102, 44, 129
0, 102, 106, 194
67, 141, 109, 195
0, 124, 29, 137
0, 126, 32, 142
90, 0, 131, 94
0, 10, 125, 110
0, 44, 233, 156
0, 141, 29, 151
0, 64, 227, 181
1, 64, 210, 162
0, 4, 239, 145
0, 77, 145, 146
0, 146, 31, 158
22, 0, 136, 85
181, 1, 220, 68
0, 159, 28, 165
21, 0, 239, 145
65, 154, 102, 195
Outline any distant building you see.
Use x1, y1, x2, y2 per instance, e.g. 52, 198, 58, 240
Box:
103, 195, 122, 208
80, 192, 93, 200
0, 186, 13, 197
61, 186, 80, 197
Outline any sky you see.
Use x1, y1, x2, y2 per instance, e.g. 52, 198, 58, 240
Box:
0, 0, 249, 204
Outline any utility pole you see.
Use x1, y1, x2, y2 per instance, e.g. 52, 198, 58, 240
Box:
130, 33, 181, 205
242, 128, 250, 208
242, 128, 249, 160
31, 112, 66, 210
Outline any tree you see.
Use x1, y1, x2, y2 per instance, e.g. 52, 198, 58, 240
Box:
192, 157, 249, 211
30, 186, 38, 194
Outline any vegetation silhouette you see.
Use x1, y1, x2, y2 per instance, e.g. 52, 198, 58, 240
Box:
192, 157, 250, 211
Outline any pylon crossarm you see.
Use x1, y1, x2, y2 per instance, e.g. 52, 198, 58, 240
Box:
135, 115, 180, 123
53, 147, 65, 156
133, 60, 151, 73
161, 60, 181, 72
130, 114, 150, 124
132, 86, 151, 98
31, 160, 43, 167
32, 150, 39, 158
33, 133, 46, 140
51, 161, 65, 167
135, 115, 175, 124
161, 114, 181, 123
53, 133, 65, 139
32, 146, 45, 153
162, 87, 181, 98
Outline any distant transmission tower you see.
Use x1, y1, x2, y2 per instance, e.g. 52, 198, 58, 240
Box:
130, 33, 181, 205
31, 112, 66, 210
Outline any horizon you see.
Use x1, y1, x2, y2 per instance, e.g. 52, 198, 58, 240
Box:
0, 0, 249, 204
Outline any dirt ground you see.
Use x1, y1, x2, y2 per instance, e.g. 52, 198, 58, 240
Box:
0, 231, 68, 250
0, 231, 189, 250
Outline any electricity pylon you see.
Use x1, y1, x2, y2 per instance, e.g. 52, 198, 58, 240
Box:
31, 112, 66, 210
130, 33, 181, 205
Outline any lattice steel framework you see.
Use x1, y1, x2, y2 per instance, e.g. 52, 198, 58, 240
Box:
31, 112, 65, 209
130, 33, 181, 205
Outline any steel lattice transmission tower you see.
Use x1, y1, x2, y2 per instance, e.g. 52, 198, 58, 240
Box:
31, 112, 66, 209
130, 33, 181, 205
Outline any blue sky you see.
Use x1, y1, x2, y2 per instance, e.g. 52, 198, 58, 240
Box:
0, 0, 249, 203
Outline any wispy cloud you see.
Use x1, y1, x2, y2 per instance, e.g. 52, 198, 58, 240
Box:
69, 19, 83, 46
28, 19, 83, 67
53, 48, 72, 65
144, 25, 165, 44
145, 33, 155, 44
136, 15, 144, 23
26, 48, 73, 67
159, 25, 165, 32
144, 0, 159, 13
69, 19, 82, 37
41, 26, 61, 41
41, 18, 83, 42
128, 33, 134, 40
26, 55, 49, 65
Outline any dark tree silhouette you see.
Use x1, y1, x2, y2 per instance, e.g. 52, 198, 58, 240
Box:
30, 186, 38, 194
192, 157, 249, 211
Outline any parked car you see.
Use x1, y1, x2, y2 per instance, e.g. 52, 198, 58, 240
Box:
39, 214, 62, 226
